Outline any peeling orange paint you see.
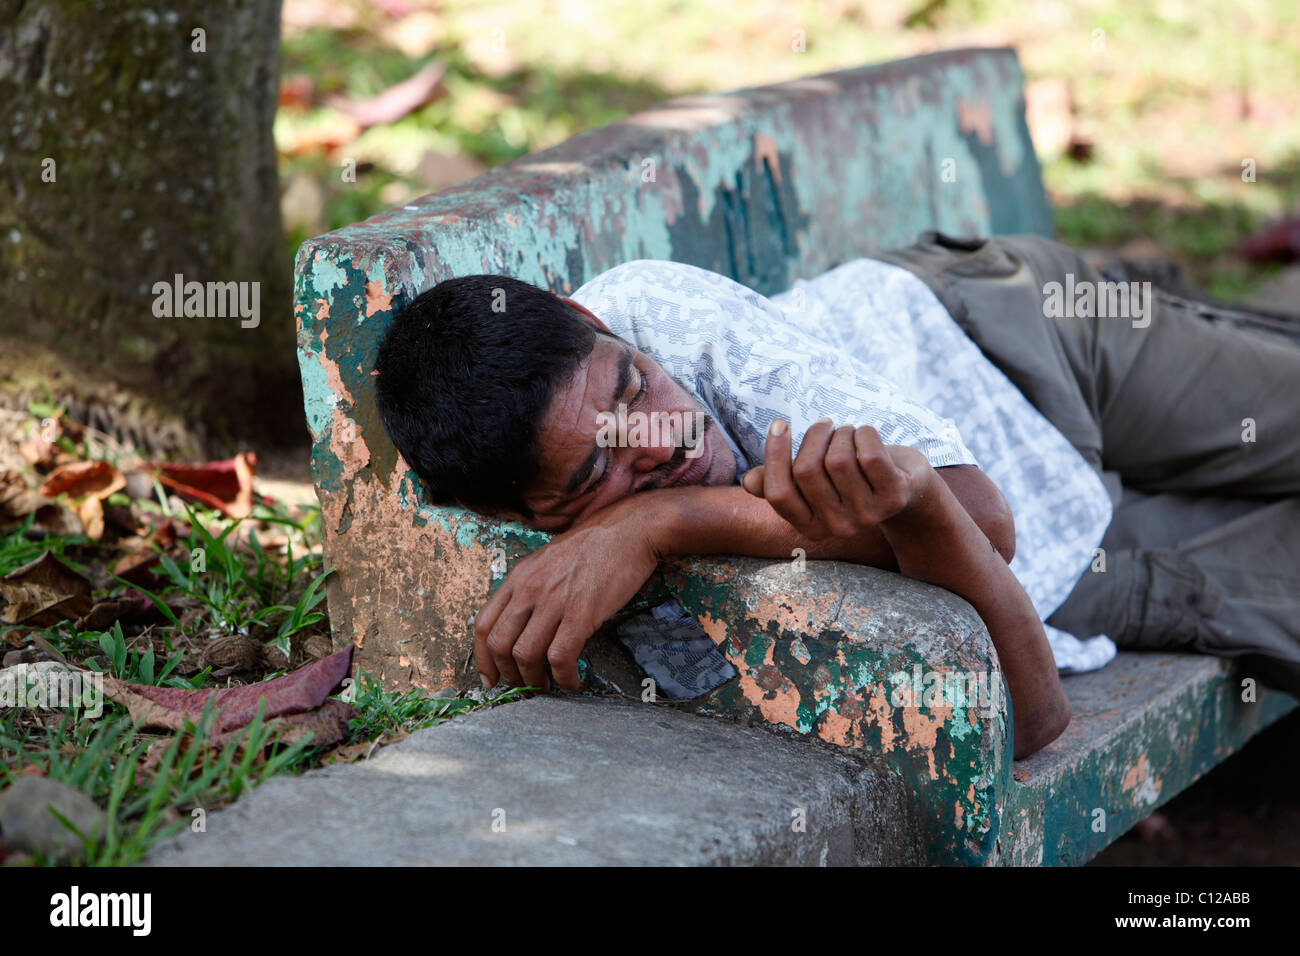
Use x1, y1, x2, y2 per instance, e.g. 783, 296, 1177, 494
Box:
733, 639, 803, 728
753, 132, 782, 185
957, 96, 995, 145
364, 280, 395, 317
1121, 753, 1148, 792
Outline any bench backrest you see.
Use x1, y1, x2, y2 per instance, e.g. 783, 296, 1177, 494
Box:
294, 46, 1051, 688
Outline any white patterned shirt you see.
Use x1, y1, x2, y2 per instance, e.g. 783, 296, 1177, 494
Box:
571, 258, 1117, 674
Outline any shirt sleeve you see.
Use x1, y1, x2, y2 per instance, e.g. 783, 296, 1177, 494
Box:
571, 260, 980, 475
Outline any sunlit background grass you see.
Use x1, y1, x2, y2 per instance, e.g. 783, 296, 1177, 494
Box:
276, 0, 1300, 299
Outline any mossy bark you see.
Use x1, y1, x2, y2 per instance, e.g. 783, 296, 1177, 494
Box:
0, 0, 300, 451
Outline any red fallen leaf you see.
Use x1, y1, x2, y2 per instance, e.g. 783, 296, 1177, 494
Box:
1240, 217, 1300, 263
99, 645, 353, 735
0, 552, 93, 626
152, 452, 257, 518
38, 460, 126, 501
278, 74, 316, 109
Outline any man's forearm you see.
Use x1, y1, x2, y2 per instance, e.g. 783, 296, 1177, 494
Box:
876, 473, 1069, 758
648, 483, 898, 568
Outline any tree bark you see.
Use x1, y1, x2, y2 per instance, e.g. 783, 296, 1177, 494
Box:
0, 0, 299, 452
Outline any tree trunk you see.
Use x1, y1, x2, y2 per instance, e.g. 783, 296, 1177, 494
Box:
0, 0, 299, 453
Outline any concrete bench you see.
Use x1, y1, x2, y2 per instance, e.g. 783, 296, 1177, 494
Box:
292, 46, 1294, 865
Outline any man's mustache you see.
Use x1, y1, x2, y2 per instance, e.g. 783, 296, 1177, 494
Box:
648, 414, 715, 487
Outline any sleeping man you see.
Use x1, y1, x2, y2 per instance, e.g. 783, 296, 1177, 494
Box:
373, 232, 1300, 759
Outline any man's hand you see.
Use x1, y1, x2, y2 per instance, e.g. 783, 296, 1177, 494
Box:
473, 498, 665, 693
745, 416, 1068, 758
740, 418, 936, 540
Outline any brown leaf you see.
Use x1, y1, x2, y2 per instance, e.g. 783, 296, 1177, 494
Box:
39, 460, 126, 501
99, 644, 353, 735
0, 471, 49, 531
0, 553, 93, 626
201, 634, 288, 680
76, 592, 164, 631
152, 452, 258, 518
31, 503, 83, 537
113, 548, 161, 586
18, 438, 59, 470
217, 698, 356, 750
322, 727, 408, 765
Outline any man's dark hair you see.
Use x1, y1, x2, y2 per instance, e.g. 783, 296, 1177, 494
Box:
374, 274, 613, 521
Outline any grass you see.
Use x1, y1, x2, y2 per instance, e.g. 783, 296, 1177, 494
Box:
0, 701, 314, 866
1, 679, 526, 866
82, 621, 194, 688
276, 0, 1300, 300
0, 408, 530, 866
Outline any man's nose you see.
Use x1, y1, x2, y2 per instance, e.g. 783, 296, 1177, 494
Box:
631, 419, 681, 472
632, 436, 678, 471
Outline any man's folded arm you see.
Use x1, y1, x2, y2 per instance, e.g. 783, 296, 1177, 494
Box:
645, 463, 1015, 569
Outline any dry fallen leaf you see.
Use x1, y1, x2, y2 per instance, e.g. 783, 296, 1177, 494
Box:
39, 460, 126, 501
76, 591, 167, 631
74, 495, 105, 541
100, 644, 353, 735
201, 633, 289, 680
0, 552, 94, 626
0, 471, 50, 532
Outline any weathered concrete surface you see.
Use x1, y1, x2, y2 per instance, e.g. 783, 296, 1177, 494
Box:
144, 695, 925, 866
639, 559, 1009, 864
293, 47, 1050, 702
141, 651, 1294, 867
995, 653, 1295, 866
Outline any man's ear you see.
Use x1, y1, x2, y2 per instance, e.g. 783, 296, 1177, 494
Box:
560, 296, 612, 334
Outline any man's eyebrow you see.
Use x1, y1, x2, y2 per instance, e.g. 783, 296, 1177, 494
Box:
562, 348, 634, 496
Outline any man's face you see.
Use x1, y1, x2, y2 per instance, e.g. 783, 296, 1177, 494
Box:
506, 328, 737, 533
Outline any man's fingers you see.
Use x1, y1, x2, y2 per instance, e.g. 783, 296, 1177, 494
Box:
510, 606, 563, 691
790, 418, 847, 535
473, 620, 499, 689
484, 601, 532, 688
825, 424, 875, 529
853, 426, 907, 516
741, 465, 765, 496
473, 583, 512, 688
762, 418, 814, 528
546, 616, 590, 692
